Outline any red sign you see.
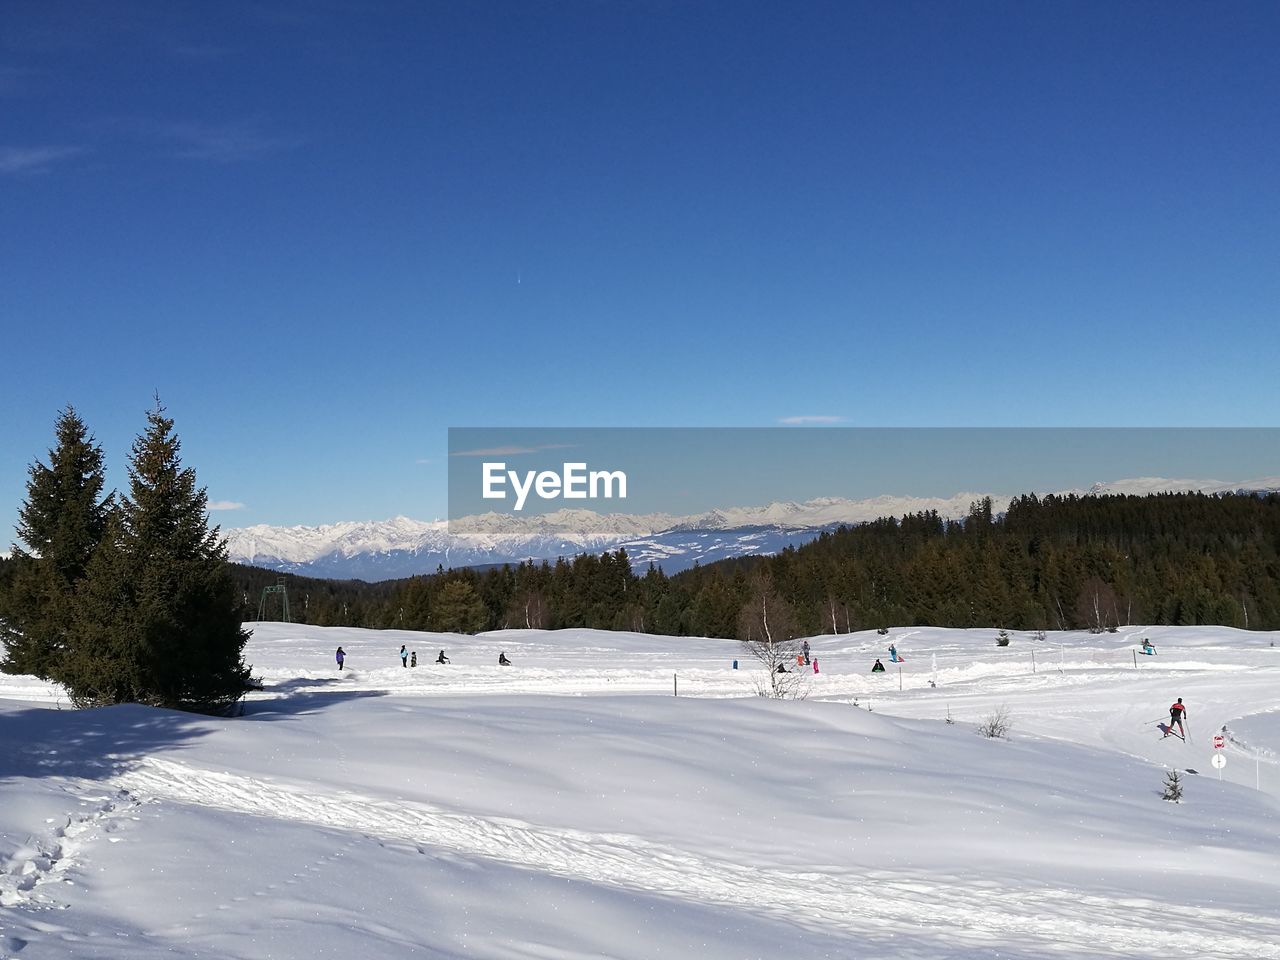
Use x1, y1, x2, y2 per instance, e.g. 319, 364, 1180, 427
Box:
1213, 735, 1225, 749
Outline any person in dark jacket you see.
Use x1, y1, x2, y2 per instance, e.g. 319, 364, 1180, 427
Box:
498, 651, 511, 666
410, 651, 417, 667
871, 658, 886, 673
335, 647, 345, 671
1167, 698, 1187, 738
436, 650, 450, 664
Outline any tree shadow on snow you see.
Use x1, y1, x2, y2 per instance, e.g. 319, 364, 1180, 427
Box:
0, 679, 385, 783
240, 678, 387, 721
0, 701, 218, 784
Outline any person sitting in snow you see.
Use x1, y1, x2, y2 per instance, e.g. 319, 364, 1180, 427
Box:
410, 651, 417, 667
871, 658, 886, 673
498, 651, 512, 666
1141, 638, 1156, 655
436, 649, 450, 664
335, 647, 345, 671
776, 663, 789, 673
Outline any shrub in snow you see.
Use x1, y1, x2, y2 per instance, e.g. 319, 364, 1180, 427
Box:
1033, 630, 1047, 642
1162, 770, 1183, 803
978, 705, 1013, 739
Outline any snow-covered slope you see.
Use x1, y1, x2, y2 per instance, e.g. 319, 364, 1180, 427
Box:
225, 477, 1280, 580
2, 623, 1278, 959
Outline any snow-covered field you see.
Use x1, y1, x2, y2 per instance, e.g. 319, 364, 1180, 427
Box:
2, 623, 1278, 959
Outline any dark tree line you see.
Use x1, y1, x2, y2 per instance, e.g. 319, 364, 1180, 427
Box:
234, 492, 1280, 638
0, 405, 252, 711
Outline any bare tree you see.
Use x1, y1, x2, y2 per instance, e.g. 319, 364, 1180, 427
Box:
504, 591, 548, 630
1076, 578, 1118, 633
738, 573, 805, 698
977, 704, 1013, 739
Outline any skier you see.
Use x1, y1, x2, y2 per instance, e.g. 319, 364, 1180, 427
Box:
335, 647, 345, 671
871, 658, 886, 673
1166, 698, 1187, 739
498, 651, 512, 666
436, 649, 450, 664
410, 651, 417, 667
400, 645, 408, 668
802, 639, 811, 665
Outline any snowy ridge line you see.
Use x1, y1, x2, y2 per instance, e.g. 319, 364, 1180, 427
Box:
116, 758, 1280, 959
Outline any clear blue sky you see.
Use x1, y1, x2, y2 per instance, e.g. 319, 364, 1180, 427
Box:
3, 1, 1278, 537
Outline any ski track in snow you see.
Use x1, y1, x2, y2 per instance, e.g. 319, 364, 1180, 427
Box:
111, 756, 1280, 960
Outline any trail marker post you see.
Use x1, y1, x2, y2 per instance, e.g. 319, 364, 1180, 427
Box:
1211, 752, 1226, 780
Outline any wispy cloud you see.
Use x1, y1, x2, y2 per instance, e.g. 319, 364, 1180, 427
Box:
161, 119, 300, 163
415, 457, 437, 465
0, 145, 83, 175
451, 443, 578, 458
777, 415, 848, 425
208, 500, 247, 511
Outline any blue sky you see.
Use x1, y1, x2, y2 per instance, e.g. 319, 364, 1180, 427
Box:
2, 1, 1278, 537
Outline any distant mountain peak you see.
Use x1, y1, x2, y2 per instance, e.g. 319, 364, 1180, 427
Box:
226, 477, 1280, 580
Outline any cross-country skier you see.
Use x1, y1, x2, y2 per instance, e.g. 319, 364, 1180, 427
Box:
802, 639, 811, 665
1166, 698, 1187, 738
436, 649, 450, 664
400, 645, 408, 668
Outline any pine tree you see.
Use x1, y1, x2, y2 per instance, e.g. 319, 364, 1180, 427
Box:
430, 580, 489, 634
1, 407, 110, 679
67, 401, 252, 711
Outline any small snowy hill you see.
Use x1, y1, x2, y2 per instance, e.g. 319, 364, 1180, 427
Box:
2, 624, 1279, 959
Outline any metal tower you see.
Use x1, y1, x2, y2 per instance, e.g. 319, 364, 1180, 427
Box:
258, 577, 291, 622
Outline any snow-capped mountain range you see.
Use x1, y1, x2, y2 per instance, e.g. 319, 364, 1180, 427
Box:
225, 476, 1280, 581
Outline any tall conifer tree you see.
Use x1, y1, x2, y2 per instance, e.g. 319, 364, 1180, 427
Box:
68, 401, 252, 711
1, 407, 109, 678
